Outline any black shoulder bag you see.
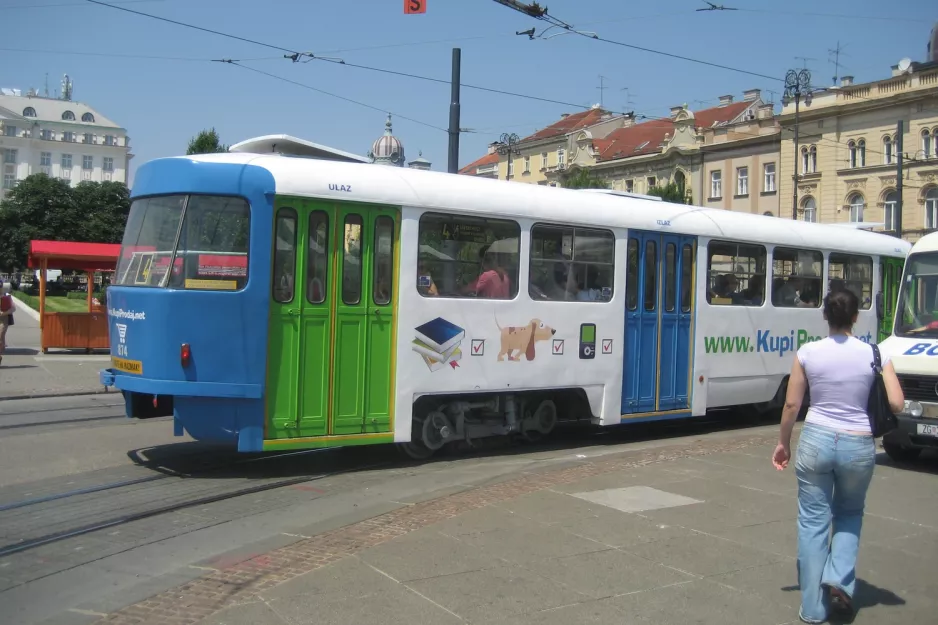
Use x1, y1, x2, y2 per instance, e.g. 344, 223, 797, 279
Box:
867, 343, 898, 438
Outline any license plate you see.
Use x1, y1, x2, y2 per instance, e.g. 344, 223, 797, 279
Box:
916, 423, 938, 437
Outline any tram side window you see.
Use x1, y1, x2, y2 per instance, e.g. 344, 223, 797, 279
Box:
828, 253, 873, 310
706, 240, 766, 306
529, 224, 615, 302
168, 195, 251, 291
626, 238, 639, 311
373, 216, 394, 306
416, 212, 520, 299
771, 247, 822, 308
272, 208, 297, 303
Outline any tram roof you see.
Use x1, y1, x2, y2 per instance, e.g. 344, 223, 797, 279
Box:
908, 231, 938, 255
154, 153, 911, 259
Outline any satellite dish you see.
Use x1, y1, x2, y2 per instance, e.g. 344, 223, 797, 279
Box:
898, 57, 912, 73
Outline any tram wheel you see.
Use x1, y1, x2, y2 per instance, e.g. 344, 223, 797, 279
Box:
397, 415, 438, 461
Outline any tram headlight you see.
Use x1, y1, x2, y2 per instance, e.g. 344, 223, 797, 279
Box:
902, 400, 923, 417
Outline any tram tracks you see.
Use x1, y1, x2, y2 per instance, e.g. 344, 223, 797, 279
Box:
0, 447, 390, 559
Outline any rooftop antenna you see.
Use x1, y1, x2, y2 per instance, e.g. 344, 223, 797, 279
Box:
597, 75, 608, 108
621, 86, 636, 109
44, 73, 49, 97
828, 41, 849, 85
794, 56, 816, 70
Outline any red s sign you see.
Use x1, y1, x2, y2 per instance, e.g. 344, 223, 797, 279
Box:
405, 0, 426, 14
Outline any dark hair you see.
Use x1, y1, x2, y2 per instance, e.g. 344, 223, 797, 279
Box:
823, 287, 859, 330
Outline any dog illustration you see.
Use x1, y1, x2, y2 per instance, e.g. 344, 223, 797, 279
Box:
495, 318, 556, 361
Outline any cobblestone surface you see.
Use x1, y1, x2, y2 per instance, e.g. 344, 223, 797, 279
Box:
92, 432, 777, 625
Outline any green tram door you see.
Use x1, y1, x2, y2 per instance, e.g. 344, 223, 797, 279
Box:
266, 199, 399, 444
879, 256, 903, 341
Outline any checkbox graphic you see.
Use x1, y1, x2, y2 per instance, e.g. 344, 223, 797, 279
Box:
602, 339, 613, 354
552, 338, 564, 355
471, 339, 485, 356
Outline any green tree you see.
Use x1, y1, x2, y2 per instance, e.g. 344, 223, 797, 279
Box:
560, 168, 610, 189
0, 174, 130, 271
647, 182, 691, 204
186, 128, 228, 155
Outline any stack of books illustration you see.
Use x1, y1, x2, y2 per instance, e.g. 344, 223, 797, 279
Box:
412, 317, 465, 371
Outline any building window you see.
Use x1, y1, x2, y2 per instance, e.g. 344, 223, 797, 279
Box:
647, 176, 656, 189
81, 112, 95, 123
763, 163, 775, 192
736, 166, 749, 196
802, 146, 817, 173
926, 188, 938, 229
63, 132, 75, 142
883, 135, 893, 165
104, 135, 116, 146
523, 155, 530, 174
22, 107, 36, 117
706, 240, 767, 307
883, 191, 898, 231
848, 140, 857, 168
61, 154, 72, 169
3, 149, 17, 164
828, 253, 873, 309
416, 212, 520, 299
82, 155, 93, 170
2, 169, 15, 190
924, 129, 933, 159
541, 152, 548, 169
40, 129, 54, 140
3, 125, 16, 137
83, 133, 94, 144
802, 196, 817, 223
809, 146, 817, 172
557, 148, 565, 166
103, 157, 114, 172
710, 170, 722, 198
801, 147, 809, 173
625, 179, 634, 193
62, 110, 75, 121
848, 192, 864, 223
529, 224, 615, 302
40, 152, 51, 167
857, 139, 866, 167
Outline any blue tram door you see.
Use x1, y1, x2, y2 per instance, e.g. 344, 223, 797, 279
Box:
622, 232, 696, 416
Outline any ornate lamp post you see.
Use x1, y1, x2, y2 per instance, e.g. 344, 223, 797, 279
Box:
782, 69, 814, 220
497, 132, 521, 180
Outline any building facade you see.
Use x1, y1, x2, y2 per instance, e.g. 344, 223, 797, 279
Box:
0, 82, 132, 199
460, 91, 781, 217
777, 58, 938, 240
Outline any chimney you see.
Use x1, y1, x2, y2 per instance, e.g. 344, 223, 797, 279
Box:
743, 88, 761, 102
560, 113, 570, 119
718, 94, 734, 105
840, 76, 854, 87
622, 112, 636, 128
757, 103, 775, 119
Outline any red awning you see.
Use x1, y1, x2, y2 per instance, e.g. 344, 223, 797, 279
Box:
28, 240, 122, 272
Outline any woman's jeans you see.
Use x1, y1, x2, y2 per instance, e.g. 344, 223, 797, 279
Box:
795, 422, 876, 622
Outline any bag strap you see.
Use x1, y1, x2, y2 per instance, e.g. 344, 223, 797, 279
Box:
870, 342, 883, 374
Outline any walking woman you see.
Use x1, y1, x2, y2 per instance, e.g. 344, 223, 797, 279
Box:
772, 288, 904, 623
0, 282, 16, 367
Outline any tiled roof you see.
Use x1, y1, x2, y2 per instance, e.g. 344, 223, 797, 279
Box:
521, 107, 609, 142
0, 94, 122, 129
595, 100, 755, 163
458, 151, 499, 175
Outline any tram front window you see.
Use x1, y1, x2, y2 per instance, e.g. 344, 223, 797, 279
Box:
115, 194, 250, 290
896, 252, 938, 338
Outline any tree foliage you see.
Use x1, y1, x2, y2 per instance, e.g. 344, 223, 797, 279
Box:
647, 182, 691, 204
560, 168, 610, 190
186, 128, 228, 155
0, 174, 130, 271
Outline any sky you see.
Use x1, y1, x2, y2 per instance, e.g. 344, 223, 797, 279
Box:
2, 0, 936, 185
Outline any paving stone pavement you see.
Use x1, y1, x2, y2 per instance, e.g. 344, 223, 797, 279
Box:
89, 430, 938, 625
0, 298, 110, 400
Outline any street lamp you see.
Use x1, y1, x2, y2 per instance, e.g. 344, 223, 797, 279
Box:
782, 68, 814, 220
497, 132, 521, 180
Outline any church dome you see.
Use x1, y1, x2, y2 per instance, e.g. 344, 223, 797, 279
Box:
369, 114, 405, 166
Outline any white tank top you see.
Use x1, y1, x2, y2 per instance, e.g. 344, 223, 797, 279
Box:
796, 335, 887, 433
